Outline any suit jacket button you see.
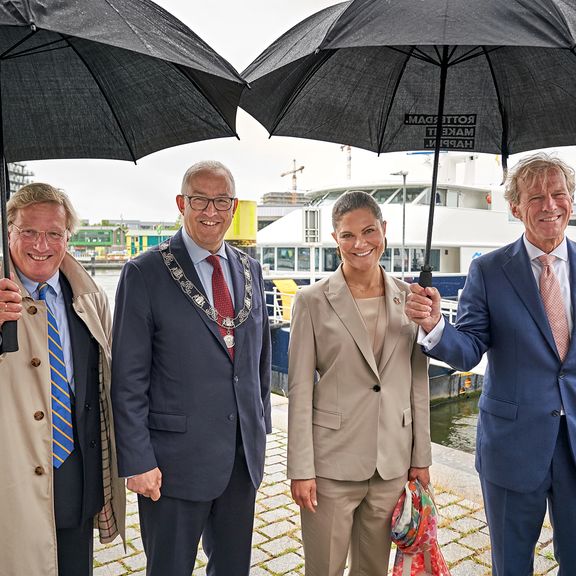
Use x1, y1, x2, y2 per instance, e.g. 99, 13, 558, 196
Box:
228, 414, 235, 421
85, 403, 91, 411
27, 305, 38, 315
30, 357, 41, 367
551, 410, 561, 417
34, 411, 45, 421
34, 466, 45, 475
90, 440, 97, 448
372, 385, 381, 392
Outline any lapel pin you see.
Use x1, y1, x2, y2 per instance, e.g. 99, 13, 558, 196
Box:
393, 296, 401, 305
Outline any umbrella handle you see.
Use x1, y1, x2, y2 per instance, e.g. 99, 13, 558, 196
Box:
1, 320, 18, 353
418, 266, 433, 288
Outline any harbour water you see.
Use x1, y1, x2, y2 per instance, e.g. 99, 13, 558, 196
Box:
94, 269, 479, 454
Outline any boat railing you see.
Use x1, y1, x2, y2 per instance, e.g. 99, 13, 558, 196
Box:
266, 287, 461, 327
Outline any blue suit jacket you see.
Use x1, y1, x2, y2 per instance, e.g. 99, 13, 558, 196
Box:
111, 230, 272, 501
429, 237, 576, 493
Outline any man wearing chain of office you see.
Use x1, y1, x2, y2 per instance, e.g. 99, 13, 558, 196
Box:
111, 160, 272, 576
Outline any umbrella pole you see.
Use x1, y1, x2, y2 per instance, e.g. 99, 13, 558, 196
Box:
419, 45, 449, 288
0, 134, 18, 352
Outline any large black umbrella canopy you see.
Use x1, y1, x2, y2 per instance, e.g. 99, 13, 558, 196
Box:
0, 0, 246, 352
241, 0, 576, 284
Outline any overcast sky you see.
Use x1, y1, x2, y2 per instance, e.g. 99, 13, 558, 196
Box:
25, 0, 576, 224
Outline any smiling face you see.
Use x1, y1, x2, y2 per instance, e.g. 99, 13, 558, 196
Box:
510, 167, 572, 253
176, 168, 238, 253
332, 208, 386, 273
9, 202, 69, 282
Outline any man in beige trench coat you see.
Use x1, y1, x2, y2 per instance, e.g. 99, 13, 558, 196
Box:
0, 183, 125, 576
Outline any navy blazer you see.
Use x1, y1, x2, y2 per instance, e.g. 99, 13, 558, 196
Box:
429, 237, 576, 493
111, 230, 272, 501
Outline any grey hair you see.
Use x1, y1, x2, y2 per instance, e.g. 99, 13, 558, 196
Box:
180, 160, 236, 197
7, 182, 80, 233
332, 190, 383, 230
504, 152, 575, 205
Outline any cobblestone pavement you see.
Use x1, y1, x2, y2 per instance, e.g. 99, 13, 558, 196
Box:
94, 401, 559, 575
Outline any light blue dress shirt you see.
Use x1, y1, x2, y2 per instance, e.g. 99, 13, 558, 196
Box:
18, 269, 75, 393
180, 228, 236, 307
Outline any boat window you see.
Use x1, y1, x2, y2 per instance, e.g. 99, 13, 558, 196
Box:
323, 247, 340, 272
409, 248, 440, 272
297, 247, 310, 271
393, 248, 409, 273
390, 186, 432, 205
263, 247, 275, 270
277, 247, 295, 271
380, 248, 392, 271
372, 188, 398, 203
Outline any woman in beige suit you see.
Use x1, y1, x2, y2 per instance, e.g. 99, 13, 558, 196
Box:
288, 191, 431, 576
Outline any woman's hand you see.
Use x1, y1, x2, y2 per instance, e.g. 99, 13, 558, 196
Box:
409, 466, 431, 488
291, 479, 317, 512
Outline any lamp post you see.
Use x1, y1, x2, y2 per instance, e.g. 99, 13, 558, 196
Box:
390, 171, 408, 280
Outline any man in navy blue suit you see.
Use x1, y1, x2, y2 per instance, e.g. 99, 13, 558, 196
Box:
111, 161, 271, 576
406, 153, 576, 575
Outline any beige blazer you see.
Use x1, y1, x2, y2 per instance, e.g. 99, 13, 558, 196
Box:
287, 266, 431, 482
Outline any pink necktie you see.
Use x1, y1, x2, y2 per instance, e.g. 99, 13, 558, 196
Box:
206, 255, 235, 359
538, 255, 570, 361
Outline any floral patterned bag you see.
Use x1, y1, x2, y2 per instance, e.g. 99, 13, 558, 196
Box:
390, 480, 451, 576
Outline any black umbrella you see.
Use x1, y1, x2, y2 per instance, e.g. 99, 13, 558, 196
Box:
0, 0, 246, 352
241, 0, 576, 285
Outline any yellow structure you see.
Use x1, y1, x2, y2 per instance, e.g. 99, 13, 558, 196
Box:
272, 278, 299, 321
225, 200, 257, 247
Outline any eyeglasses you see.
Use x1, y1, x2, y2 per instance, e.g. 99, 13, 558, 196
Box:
183, 195, 235, 211
11, 223, 69, 244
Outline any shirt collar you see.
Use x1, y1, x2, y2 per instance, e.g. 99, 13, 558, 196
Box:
17, 268, 61, 299
181, 227, 228, 265
523, 235, 568, 263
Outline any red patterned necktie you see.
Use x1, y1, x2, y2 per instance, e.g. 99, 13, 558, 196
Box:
206, 254, 235, 359
538, 254, 570, 361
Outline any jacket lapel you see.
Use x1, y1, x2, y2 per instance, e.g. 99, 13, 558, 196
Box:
567, 239, 576, 355
226, 244, 247, 363
502, 238, 557, 356
169, 230, 230, 358
378, 273, 409, 375
324, 266, 379, 379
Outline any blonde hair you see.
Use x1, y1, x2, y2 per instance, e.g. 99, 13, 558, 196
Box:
7, 183, 80, 233
504, 152, 575, 205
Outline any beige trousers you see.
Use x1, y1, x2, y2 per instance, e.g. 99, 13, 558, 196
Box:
301, 472, 407, 576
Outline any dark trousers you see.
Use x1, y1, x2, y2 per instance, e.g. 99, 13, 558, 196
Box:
139, 443, 257, 576
481, 417, 576, 576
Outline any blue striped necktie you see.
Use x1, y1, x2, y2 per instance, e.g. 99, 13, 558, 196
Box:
37, 283, 74, 468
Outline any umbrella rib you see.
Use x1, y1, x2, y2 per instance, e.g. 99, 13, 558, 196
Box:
4, 39, 69, 61
376, 47, 414, 154
268, 50, 336, 135
482, 47, 509, 174
59, 34, 138, 163
0, 29, 37, 60
170, 63, 240, 139
390, 46, 439, 66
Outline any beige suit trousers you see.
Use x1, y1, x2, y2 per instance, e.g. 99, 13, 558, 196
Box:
301, 472, 407, 576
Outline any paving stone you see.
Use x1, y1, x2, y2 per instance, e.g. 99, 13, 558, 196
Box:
250, 547, 272, 566
252, 531, 269, 546
94, 543, 126, 564
533, 555, 558, 574
459, 531, 491, 551
471, 509, 487, 524
449, 560, 490, 576
93, 563, 127, 576
442, 542, 473, 564
458, 498, 482, 511
438, 527, 460, 546
475, 549, 492, 566
260, 482, 290, 497
263, 552, 303, 574
434, 491, 462, 507
125, 526, 141, 541
538, 526, 554, 545
122, 552, 147, 571
249, 567, 273, 576
127, 537, 143, 552
192, 566, 207, 576
266, 471, 288, 484
260, 535, 301, 556
449, 516, 486, 534
266, 454, 287, 466
259, 506, 293, 523
440, 504, 472, 520
258, 520, 297, 539
260, 493, 293, 509
265, 462, 287, 475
